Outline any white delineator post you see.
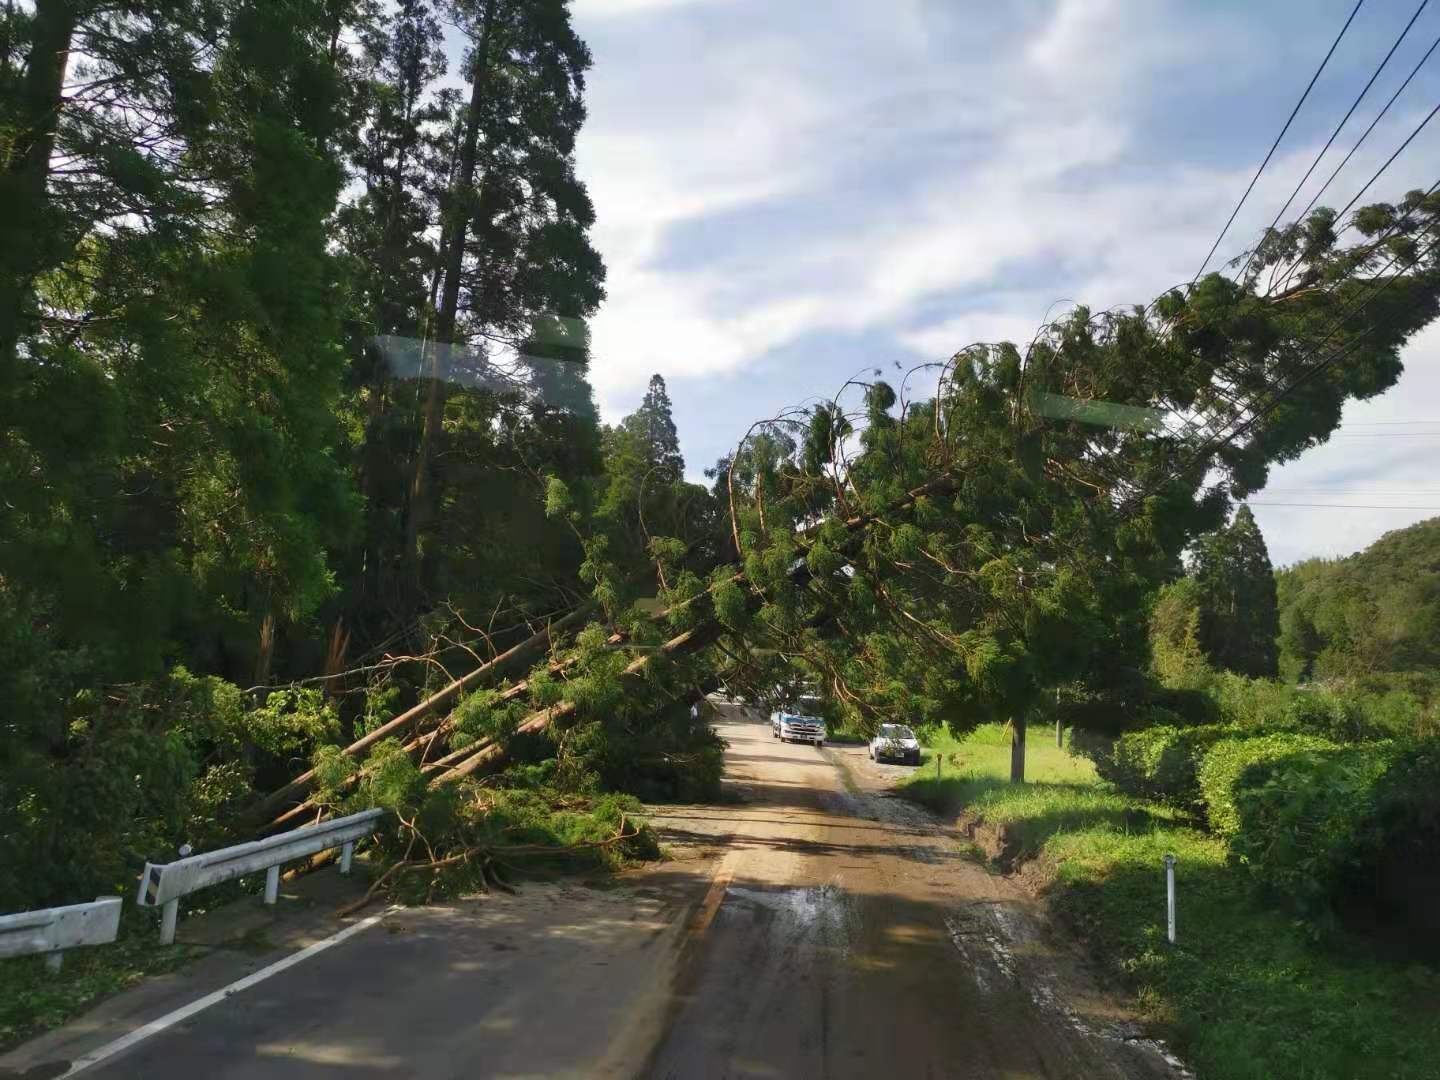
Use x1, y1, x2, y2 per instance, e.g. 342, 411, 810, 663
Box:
1164, 853, 1177, 945
264, 865, 281, 905
340, 841, 354, 875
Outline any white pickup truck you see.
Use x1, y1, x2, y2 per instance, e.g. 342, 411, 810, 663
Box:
771, 697, 827, 746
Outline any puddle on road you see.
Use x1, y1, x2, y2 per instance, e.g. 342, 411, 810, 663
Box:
723, 882, 860, 961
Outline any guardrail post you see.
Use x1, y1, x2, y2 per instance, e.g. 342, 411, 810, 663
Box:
45, 952, 63, 974
1164, 853, 1177, 945
159, 899, 179, 946
340, 841, 354, 875
264, 865, 280, 905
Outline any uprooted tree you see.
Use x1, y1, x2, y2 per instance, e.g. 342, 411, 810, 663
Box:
276, 188, 1440, 901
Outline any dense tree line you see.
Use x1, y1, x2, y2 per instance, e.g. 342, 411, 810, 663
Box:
1277, 517, 1440, 702
0, 0, 721, 909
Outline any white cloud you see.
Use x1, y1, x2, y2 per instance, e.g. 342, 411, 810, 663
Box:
569, 0, 1440, 560
572, 0, 724, 17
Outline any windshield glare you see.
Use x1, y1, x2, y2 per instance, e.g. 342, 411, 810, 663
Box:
879, 725, 915, 740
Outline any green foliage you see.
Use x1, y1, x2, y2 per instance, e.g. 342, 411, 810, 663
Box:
356, 684, 402, 739
356, 738, 426, 815
1100, 725, 1233, 810
711, 570, 749, 629
0, 660, 295, 910
244, 689, 340, 758
449, 688, 523, 750
1277, 518, 1440, 734
1047, 822, 1440, 1080
662, 570, 705, 630
544, 476, 574, 520
1190, 506, 1279, 677
0, 915, 194, 1048
1197, 732, 1339, 837
1148, 578, 1211, 687
1229, 741, 1402, 925
526, 664, 564, 708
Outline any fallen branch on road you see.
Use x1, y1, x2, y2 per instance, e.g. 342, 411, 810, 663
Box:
336, 815, 640, 918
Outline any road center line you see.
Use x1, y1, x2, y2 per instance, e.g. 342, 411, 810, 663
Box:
61, 906, 402, 1077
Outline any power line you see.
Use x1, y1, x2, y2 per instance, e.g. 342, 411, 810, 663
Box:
1240, 0, 1429, 282
1191, 0, 1367, 288
1263, 490, 1440, 496
1251, 501, 1440, 509
1134, 216, 1440, 507
1334, 97, 1440, 219
1300, 29, 1440, 219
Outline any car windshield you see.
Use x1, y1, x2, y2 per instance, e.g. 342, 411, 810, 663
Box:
795, 698, 823, 715
879, 725, 915, 740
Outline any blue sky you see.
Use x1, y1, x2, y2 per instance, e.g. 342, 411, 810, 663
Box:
564, 0, 1440, 565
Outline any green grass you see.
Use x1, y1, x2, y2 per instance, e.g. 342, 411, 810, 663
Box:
0, 914, 193, 1049
899, 724, 1440, 1080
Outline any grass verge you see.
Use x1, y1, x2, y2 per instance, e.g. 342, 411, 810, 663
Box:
900, 724, 1440, 1080
0, 914, 192, 1049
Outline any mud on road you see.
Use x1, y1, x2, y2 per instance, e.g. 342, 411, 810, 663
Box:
1, 705, 1188, 1080
639, 705, 1187, 1079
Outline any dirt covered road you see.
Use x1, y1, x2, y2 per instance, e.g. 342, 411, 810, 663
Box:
639, 704, 1185, 1079
1, 704, 1186, 1079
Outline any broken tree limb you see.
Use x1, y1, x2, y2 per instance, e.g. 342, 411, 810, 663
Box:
261, 473, 957, 835
433, 621, 725, 784
242, 600, 599, 828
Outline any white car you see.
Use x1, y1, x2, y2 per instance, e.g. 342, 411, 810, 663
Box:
869, 723, 921, 765
771, 697, 827, 746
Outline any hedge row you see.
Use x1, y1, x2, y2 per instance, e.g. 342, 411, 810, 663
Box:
1094, 725, 1440, 932
1196, 732, 1340, 837
1096, 724, 1235, 810
1228, 741, 1402, 922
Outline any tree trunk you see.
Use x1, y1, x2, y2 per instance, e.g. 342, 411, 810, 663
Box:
254, 612, 276, 687
404, 0, 497, 577
1010, 714, 1027, 784
0, 0, 77, 384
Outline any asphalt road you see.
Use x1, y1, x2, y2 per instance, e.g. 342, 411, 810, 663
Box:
2, 706, 1187, 1079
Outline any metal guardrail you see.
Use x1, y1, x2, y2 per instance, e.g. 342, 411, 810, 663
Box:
0, 898, 123, 972
136, 808, 386, 944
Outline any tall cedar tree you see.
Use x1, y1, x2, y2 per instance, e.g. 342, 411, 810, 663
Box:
1190, 505, 1280, 678
403, 0, 606, 602
624, 374, 685, 481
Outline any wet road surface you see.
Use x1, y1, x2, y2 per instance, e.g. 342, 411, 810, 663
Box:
1, 706, 1185, 1079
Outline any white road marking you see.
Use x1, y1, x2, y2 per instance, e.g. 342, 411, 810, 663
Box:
61, 906, 401, 1077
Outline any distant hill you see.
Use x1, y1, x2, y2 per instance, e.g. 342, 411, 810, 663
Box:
1277, 517, 1440, 685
